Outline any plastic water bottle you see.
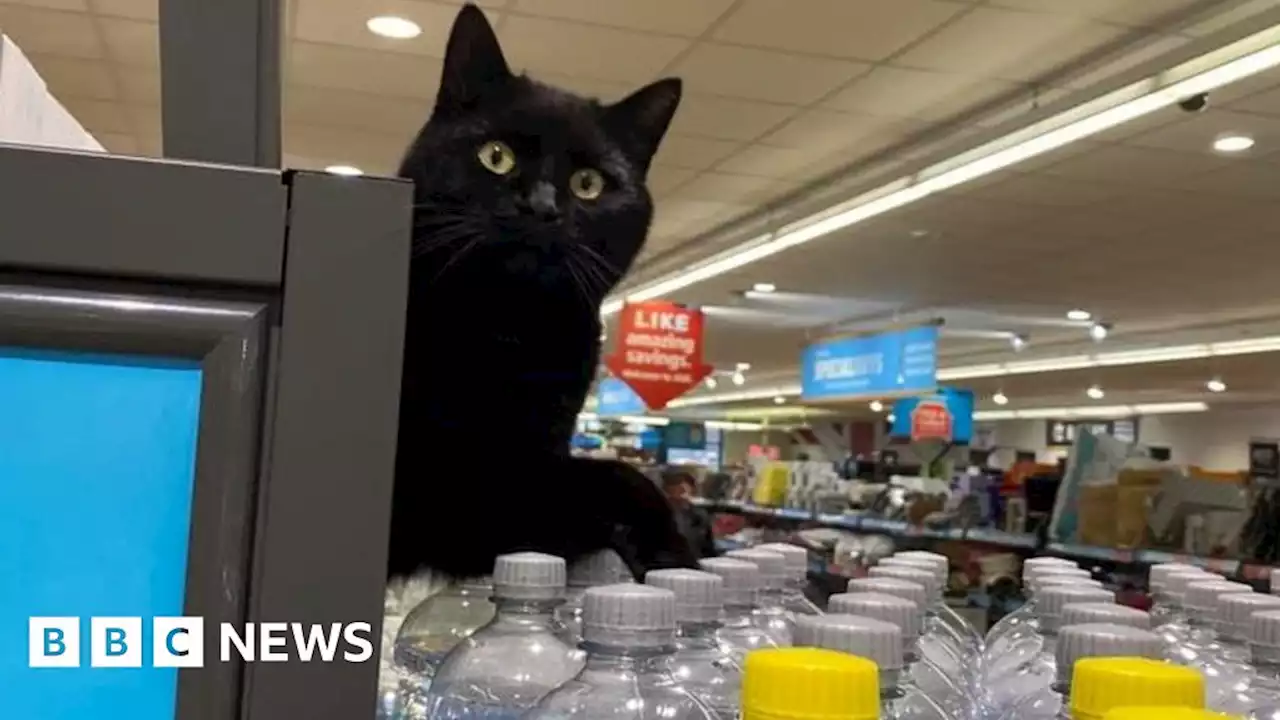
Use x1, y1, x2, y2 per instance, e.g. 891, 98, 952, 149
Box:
557, 550, 632, 647
883, 551, 983, 654
725, 548, 795, 644
984, 605, 1151, 718
868, 564, 977, 688
984, 559, 1087, 655
392, 576, 496, 710
1166, 579, 1252, 669
795, 613, 953, 720
756, 542, 824, 616
1104, 709, 1230, 720
741, 647, 880, 720
1156, 570, 1220, 647
1211, 608, 1280, 715
526, 584, 718, 720
418, 553, 583, 720
1147, 563, 1201, 625
847, 576, 970, 700
984, 584, 1115, 685
993, 627, 1172, 720
646, 568, 742, 719
830, 591, 972, 719
699, 556, 785, 661
1205, 593, 1280, 710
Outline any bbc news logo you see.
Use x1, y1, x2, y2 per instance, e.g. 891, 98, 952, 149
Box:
29, 617, 374, 668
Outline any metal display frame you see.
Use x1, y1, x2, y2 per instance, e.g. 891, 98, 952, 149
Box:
0, 142, 413, 719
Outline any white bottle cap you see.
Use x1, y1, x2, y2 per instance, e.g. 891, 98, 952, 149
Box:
726, 549, 788, 591
1164, 570, 1218, 604
493, 552, 566, 601
1023, 558, 1079, 583
755, 543, 809, 583
1056, 624, 1163, 685
1149, 563, 1199, 592
645, 569, 723, 624
1035, 576, 1103, 596
895, 551, 949, 574
1252, 609, 1280, 649
847, 577, 928, 612
1027, 566, 1092, 592
582, 584, 676, 647
699, 557, 760, 607
1271, 568, 1280, 596
868, 565, 940, 602
880, 557, 945, 583
793, 614, 904, 671
1184, 580, 1252, 616
568, 550, 632, 588
1038, 585, 1115, 630
828, 592, 922, 643
1060, 602, 1150, 629
1221, 593, 1280, 641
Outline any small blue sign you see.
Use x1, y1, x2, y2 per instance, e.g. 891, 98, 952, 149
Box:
800, 325, 938, 401
596, 377, 648, 416
664, 422, 707, 450
891, 387, 975, 444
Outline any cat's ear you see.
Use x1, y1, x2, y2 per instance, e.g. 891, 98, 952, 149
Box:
436, 4, 510, 113
605, 78, 683, 167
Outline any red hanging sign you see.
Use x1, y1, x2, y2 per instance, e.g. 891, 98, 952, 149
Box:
910, 400, 953, 442
605, 300, 713, 411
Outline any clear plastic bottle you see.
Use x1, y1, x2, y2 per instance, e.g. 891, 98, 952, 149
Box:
526, 584, 718, 720
741, 647, 880, 720
392, 576, 496, 712
756, 542, 824, 616
558, 550, 632, 647
1209, 592, 1280, 707
418, 553, 583, 720
1166, 580, 1252, 670
883, 551, 983, 655
1212, 608, 1280, 715
1156, 570, 1220, 647
984, 606, 1152, 719
1147, 563, 1201, 626
724, 549, 795, 645
830, 591, 972, 720
699, 556, 785, 661
994, 629, 1181, 720
985, 560, 1089, 657
645, 568, 742, 719
1105, 709, 1232, 720
869, 564, 977, 688
983, 584, 1115, 686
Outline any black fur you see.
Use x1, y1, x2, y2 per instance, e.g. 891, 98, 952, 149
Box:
387, 4, 695, 580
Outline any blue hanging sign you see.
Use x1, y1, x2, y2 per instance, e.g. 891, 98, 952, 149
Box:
800, 325, 938, 401
890, 387, 975, 444
596, 377, 648, 416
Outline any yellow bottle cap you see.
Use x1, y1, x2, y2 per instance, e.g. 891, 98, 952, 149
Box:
1071, 658, 1205, 720
742, 647, 879, 720
1105, 708, 1235, 720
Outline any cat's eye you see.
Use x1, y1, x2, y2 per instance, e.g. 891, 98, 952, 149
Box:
569, 168, 605, 201
477, 141, 516, 175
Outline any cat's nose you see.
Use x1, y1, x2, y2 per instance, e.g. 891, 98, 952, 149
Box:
525, 181, 561, 223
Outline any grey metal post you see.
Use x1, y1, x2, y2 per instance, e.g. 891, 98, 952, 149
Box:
159, 0, 282, 167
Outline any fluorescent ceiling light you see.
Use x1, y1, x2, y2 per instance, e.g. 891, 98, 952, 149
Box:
773, 395, 787, 405
601, 25, 1280, 317
975, 401, 1208, 421
1067, 309, 1092, 321
1213, 134, 1255, 152
1086, 385, 1106, 400
1206, 378, 1227, 393
325, 164, 363, 177
577, 412, 670, 427
366, 15, 422, 39
707, 420, 765, 431
993, 391, 1009, 406
752, 283, 777, 293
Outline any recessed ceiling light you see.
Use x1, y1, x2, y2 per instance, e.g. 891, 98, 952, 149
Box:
773, 395, 786, 405
325, 164, 363, 177
993, 391, 1009, 406
705, 376, 718, 390
752, 282, 777, 293
869, 400, 884, 413
1067, 309, 1092, 321
1086, 385, 1105, 400
1010, 334, 1028, 351
736, 362, 751, 371
366, 15, 422, 39
1213, 134, 1255, 153
1089, 323, 1109, 341
1206, 377, 1227, 393
731, 372, 746, 386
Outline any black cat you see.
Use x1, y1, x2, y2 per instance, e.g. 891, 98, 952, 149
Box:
387, 4, 697, 581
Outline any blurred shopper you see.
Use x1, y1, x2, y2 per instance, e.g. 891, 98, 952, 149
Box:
663, 470, 718, 559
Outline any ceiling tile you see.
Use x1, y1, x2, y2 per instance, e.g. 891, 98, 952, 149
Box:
956, 171, 1118, 207
670, 43, 868, 105
894, 7, 1126, 82
0, 5, 103, 58
1123, 109, 1280, 157
1, 0, 88, 12
985, 0, 1202, 27
646, 166, 697, 195
116, 68, 159, 102
531, 72, 639, 103
498, 15, 689, 83
95, 131, 138, 153
24, 53, 116, 100
824, 65, 1021, 120
284, 122, 407, 175
676, 171, 803, 204
713, 0, 966, 62
60, 97, 132, 134
509, 0, 734, 37
93, 0, 156, 21
715, 141, 851, 179
1227, 84, 1280, 118
99, 18, 157, 66
284, 84, 429, 139
761, 108, 927, 152
288, 41, 439, 99
667, 94, 798, 142
651, 134, 742, 171
293, 0, 476, 58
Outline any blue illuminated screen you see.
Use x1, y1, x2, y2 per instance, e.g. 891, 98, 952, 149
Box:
0, 347, 203, 719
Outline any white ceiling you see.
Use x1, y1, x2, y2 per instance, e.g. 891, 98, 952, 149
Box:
4, 0, 1279, 417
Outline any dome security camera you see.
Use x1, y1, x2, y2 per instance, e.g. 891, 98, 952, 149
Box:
1178, 92, 1209, 113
